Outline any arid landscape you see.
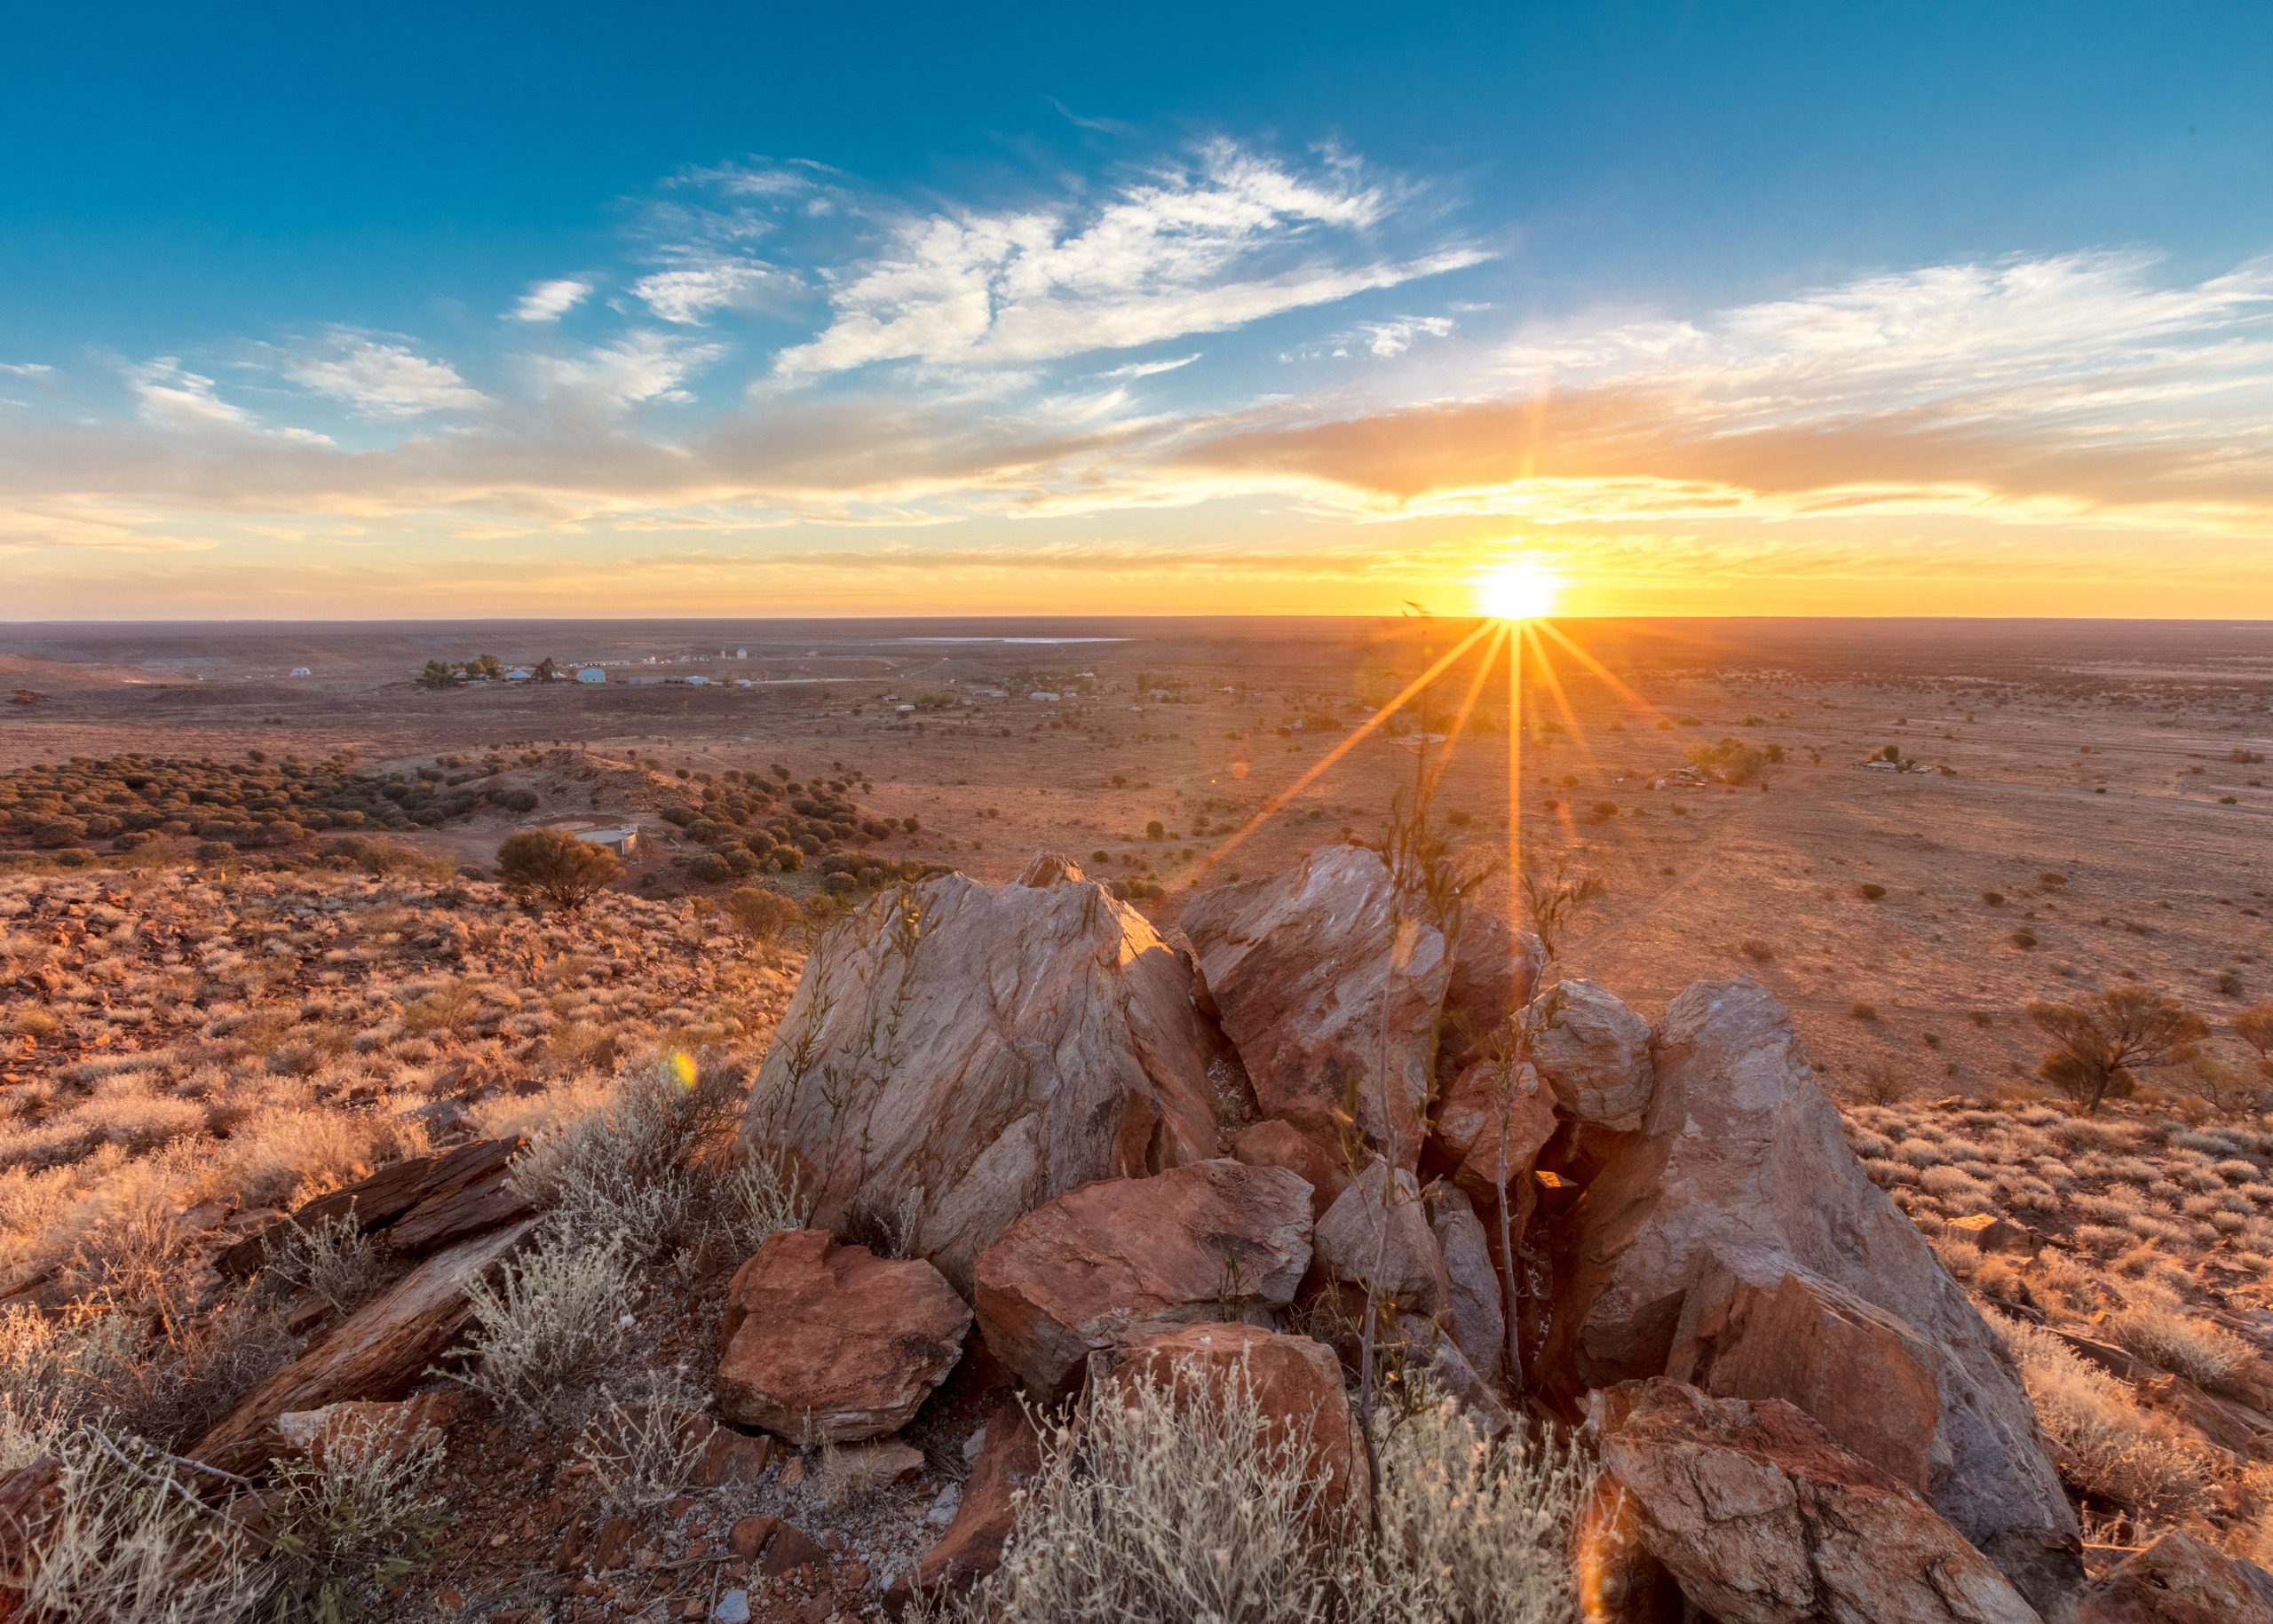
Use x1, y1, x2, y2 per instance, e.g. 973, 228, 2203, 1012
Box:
2, 615, 2272, 1622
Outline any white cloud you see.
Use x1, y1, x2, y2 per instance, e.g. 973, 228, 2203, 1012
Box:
0, 361, 51, 377
127, 359, 259, 432
775, 140, 1480, 375
531, 330, 725, 408
1356, 315, 1455, 357
510, 279, 594, 322
1101, 353, 1200, 379
633, 258, 791, 325
286, 338, 487, 418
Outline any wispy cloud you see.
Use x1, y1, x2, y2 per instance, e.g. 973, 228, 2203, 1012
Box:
0, 361, 52, 377
632, 257, 794, 324
285, 336, 487, 418
510, 278, 594, 322
529, 329, 725, 408
774, 139, 1482, 375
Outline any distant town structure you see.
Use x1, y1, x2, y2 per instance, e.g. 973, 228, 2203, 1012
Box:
576, 668, 606, 684
1028, 690, 1061, 702
504, 667, 533, 681
289, 667, 312, 677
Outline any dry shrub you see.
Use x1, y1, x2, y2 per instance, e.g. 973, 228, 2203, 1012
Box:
262, 1411, 451, 1618
260, 1209, 389, 1317
919, 1370, 1591, 1624
447, 1231, 638, 1426
572, 1367, 715, 1511
6, 1423, 263, 1622
2104, 1284, 2253, 1391
1997, 1313, 2215, 1520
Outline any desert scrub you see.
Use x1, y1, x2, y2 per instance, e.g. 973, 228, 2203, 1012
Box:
509, 1052, 745, 1259
573, 1367, 716, 1512
262, 1412, 452, 1618
259, 1208, 388, 1316
447, 1230, 638, 1425
1996, 1313, 2215, 1521
915, 1369, 1592, 1624
2104, 1285, 2253, 1390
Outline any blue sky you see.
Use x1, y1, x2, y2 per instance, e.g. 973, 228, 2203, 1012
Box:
3, 1, 2269, 617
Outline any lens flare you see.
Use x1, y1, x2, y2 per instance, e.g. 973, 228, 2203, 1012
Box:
1476, 559, 1564, 621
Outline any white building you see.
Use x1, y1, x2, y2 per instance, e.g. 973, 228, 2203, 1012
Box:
504, 668, 533, 682
1029, 690, 1061, 702
685, 675, 712, 686
289, 667, 312, 678
576, 668, 607, 684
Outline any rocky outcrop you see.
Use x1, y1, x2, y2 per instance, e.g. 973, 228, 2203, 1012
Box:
2074, 1531, 2273, 1624
973, 1160, 1313, 1391
1549, 978, 2079, 1603
1588, 1379, 2041, 1624
1431, 1055, 1557, 1203
741, 867, 1223, 1292
1183, 844, 1450, 1162
717, 1230, 971, 1444
1525, 978, 1652, 1130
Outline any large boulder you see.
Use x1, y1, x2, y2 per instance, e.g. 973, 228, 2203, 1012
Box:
2074, 1531, 2273, 1624
717, 1230, 971, 1444
973, 1160, 1313, 1391
741, 866, 1222, 1291
1588, 1379, 2041, 1624
1549, 978, 2078, 1604
1183, 844, 1450, 1163
1525, 978, 1652, 1130
1311, 1159, 1449, 1319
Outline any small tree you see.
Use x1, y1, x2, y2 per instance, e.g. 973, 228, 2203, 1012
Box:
725, 885, 800, 944
496, 829, 620, 912
2236, 1002, 2273, 1081
461, 653, 503, 681
417, 659, 458, 690
2029, 985, 2207, 1114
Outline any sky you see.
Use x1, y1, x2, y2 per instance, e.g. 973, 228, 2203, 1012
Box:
3, 1, 2269, 620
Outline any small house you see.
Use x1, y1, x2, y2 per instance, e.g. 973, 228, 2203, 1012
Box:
289, 666, 313, 678
576, 668, 607, 684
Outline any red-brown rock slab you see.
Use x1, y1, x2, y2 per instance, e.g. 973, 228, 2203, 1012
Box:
274, 1390, 460, 1466
1432, 1055, 1558, 1202
1525, 978, 1652, 1130
717, 1229, 971, 1445
1230, 1118, 1350, 1216
973, 1158, 1313, 1391
903, 1396, 1045, 1602
194, 1216, 536, 1472
1588, 1378, 2041, 1624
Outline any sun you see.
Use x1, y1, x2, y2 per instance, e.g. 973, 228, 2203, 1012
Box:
1475, 559, 1564, 621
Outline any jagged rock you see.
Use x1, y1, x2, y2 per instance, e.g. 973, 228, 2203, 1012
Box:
973, 1159, 1313, 1391
1550, 978, 2079, 1606
717, 1230, 971, 1445
1184, 844, 1451, 1162
903, 1397, 1044, 1602
1588, 1379, 2040, 1624
1432, 1055, 1557, 1203
1427, 1185, 1507, 1386
2074, 1530, 2273, 1623
1438, 908, 1543, 1076
1947, 1213, 2041, 1257
741, 867, 1221, 1292
195, 1217, 536, 1472
274, 1390, 459, 1465
1089, 1322, 1367, 1519
1230, 1119, 1350, 1217
216, 1136, 527, 1276
1526, 978, 1652, 1130
1311, 1159, 1449, 1319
